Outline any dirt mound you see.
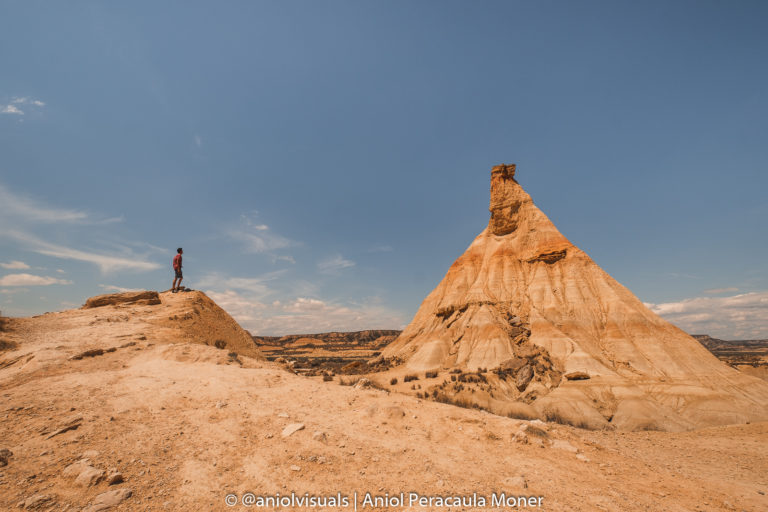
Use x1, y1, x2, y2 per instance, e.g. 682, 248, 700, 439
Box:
380, 164, 768, 431
82, 291, 162, 308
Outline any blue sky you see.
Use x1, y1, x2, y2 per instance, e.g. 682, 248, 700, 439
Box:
1, 1, 767, 338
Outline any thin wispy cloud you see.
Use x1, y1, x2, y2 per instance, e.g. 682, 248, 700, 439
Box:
317, 254, 355, 274
0, 273, 72, 286
0, 260, 30, 270
0, 183, 90, 223
99, 284, 143, 293
197, 270, 287, 299
2, 230, 161, 273
226, 213, 299, 255
646, 291, 768, 339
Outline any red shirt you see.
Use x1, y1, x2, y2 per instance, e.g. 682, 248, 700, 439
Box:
173, 254, 182, 269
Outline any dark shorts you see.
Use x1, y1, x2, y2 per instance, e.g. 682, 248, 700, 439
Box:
174, 268, 183, 279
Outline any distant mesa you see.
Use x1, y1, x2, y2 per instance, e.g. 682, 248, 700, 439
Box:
378, 163, 768, 431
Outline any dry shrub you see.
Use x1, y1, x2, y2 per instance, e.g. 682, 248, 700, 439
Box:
323, 374, 334, 382
390, 377, 398, 385
0, 339, 17, 351
403, 374, 418, 382
425, 371, 438, 379
504, 409, 539, 421
543, 408, 593, 430
338, 376, 359, 386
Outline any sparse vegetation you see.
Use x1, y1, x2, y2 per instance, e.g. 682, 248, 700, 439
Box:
390, 377, 398, 385
214, 339, 226, 349
505, 409, 540, 421
543, 408, 593, 429
322, 374, 334, 382
425, 370, 438, 378
457, 372, 487, 384
403, 374, 418, 382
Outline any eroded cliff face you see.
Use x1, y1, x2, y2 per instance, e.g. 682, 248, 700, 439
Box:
381, 164, 768, 431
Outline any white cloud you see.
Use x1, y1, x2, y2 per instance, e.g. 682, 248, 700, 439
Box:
647, 291, 768, 339
0, 183, 90, 223
197, 270, 287, 298
1, 97, 45, 116
205, 289, 405, 335
0, 273, 72, 286
225, 214, 299, 258
1, 104, 23, 115
0, 260, 30, 269
98, 284, 143, 293
317, 254, 355, 274
2, 230, 161, 273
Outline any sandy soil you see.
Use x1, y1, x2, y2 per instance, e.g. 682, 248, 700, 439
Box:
1, 291, 766, 511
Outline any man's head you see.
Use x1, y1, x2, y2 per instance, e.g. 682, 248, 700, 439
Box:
177, 248, 183, 254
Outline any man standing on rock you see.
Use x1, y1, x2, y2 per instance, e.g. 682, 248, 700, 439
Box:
172, 248, 183, 292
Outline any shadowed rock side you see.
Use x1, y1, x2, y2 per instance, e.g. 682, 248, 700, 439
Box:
380, 164, 768, 431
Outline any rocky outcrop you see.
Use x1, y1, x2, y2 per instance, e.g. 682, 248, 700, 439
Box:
83, 291, 161, 309
381, 163, 768, 431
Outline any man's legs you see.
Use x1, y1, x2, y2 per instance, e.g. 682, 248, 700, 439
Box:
176, 276, 183, 291
172, 277, 178, 292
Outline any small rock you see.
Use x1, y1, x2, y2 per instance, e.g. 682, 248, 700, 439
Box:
277, 412, 289, 418
264, 433, 273, 439
75, 466, 105, 487
317, 456, 326, 464
106, 471, 124, 485
353, 378, 372, 390
45, 414, 83, 439
63, 461, 91, 477
576, 454, 590, 462
312, 431, 327, 443
83, 488, 133, 512
290, 465, 301, 471
515, 365, 534, 392
215, 401, 227, 409
81, 450, 100, 459
281, 423, 305, 438
21, 493, 52, 510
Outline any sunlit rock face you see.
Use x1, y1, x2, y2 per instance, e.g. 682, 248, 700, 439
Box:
381, 164, 768, 431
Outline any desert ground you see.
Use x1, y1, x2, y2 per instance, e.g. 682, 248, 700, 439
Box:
1, 290, 767, 512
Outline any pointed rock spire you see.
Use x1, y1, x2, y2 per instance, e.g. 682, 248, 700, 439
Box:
381, 164, 768, 431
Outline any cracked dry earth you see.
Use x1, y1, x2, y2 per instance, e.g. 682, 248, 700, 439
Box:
0, 291, 767, 511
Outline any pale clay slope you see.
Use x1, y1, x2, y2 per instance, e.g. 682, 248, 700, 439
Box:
1, 291, 767, 511
381, 164, 768, 431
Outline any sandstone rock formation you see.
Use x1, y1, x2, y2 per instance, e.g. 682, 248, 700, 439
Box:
381, 164, 768, 431
83, 291, 161, 308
